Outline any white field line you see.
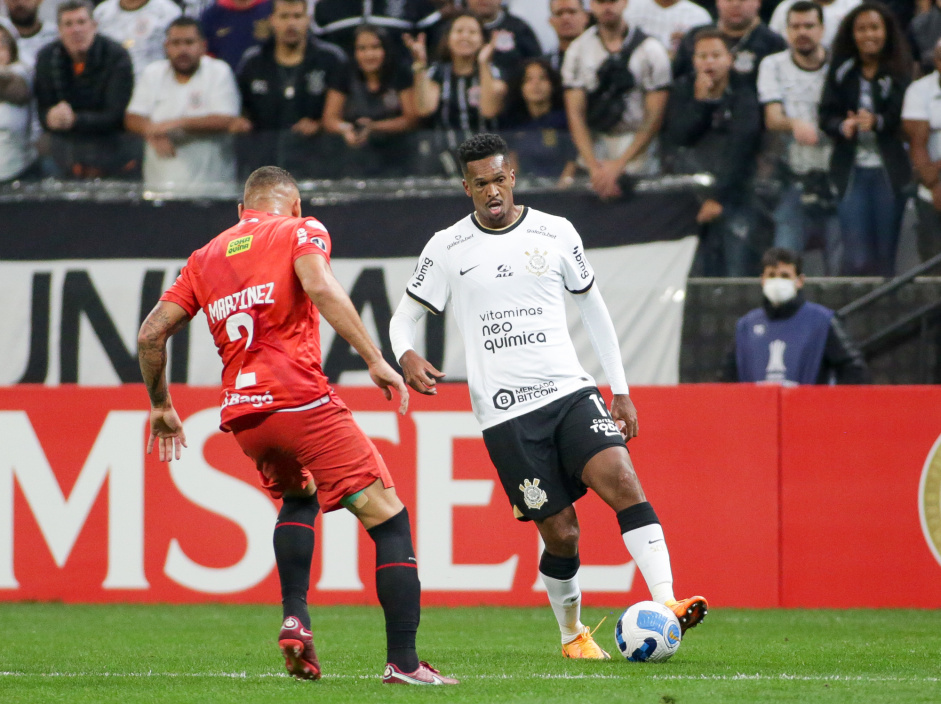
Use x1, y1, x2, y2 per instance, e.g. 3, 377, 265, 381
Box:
0, 671, 938, 683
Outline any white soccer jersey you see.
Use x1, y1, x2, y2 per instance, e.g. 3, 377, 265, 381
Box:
561, 25, 672, 134
94, 0, 182, 79
13, 23, 60, 69
624, 0, 712, 55
902, 72, 941, 202
405, 206, 598, 430
127, 56, 240, 191
756, 50, 831, 173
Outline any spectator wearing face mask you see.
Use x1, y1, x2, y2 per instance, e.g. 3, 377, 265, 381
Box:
720, 247, 869, 385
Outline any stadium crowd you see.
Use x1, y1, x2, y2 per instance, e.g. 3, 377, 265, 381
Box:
1, 0, 940, 275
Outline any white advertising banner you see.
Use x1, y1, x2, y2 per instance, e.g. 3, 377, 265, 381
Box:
0, 237, 696, 387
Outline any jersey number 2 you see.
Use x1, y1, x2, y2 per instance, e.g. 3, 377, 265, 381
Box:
226, 312, 256, 389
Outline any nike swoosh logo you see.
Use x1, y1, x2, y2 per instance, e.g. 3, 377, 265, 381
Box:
459, 265, 479, 276
648, 539, 663, 544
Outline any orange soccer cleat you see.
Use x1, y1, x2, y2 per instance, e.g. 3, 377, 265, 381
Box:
666, 596, 709, 634
561, 623, 611, 660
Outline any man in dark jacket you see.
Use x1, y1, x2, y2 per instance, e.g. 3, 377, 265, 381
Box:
663, 27, 763, 276
34, 0, 135, 177
721, 247, 869, 384
673, 0, 786, 92
233, 0, 350, 178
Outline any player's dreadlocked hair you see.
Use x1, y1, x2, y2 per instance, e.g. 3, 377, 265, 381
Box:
457, 133, 509, 174
243, 166, 299, 208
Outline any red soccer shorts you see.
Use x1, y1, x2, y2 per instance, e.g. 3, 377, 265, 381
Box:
228, 396, 394, 512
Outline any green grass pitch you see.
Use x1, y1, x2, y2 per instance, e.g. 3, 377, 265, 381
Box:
1, 604, 939, 703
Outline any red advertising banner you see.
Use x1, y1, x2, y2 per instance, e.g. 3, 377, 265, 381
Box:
1, 385, 940, 608
779, 386, 941, 607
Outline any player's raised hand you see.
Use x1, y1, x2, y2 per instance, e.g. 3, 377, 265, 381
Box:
399, 349, 446, 396
147, 406, 188, 462
368, 358, 410, 415
611, 394, 639, 441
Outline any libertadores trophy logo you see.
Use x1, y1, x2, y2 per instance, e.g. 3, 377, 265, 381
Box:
919, 432, 941, 568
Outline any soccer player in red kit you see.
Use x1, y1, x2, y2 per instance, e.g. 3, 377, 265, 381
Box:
137, 166, 458, 686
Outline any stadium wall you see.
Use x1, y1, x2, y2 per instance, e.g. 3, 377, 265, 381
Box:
2, 384, 939, 609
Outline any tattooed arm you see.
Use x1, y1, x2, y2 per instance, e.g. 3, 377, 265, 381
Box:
138, 301, 191, 461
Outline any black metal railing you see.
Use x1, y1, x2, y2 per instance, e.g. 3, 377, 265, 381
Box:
836, 251, 941, 383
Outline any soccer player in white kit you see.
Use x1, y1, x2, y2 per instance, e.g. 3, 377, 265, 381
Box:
389, 133, 708, 658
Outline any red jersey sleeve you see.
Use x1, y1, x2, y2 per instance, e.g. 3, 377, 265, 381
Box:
289, 217, 333, 263
160, 260, 201, 317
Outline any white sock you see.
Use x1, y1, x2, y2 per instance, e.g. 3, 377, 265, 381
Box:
540, 571, 585, 644
621, 523, 675, 604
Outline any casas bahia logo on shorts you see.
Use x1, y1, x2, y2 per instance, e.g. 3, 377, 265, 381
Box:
920, 432, 941, 568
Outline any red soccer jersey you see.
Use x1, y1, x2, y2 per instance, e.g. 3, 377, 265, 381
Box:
161, 209, 337, 428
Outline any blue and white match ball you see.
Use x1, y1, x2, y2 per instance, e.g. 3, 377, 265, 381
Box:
614, 601, 682, 662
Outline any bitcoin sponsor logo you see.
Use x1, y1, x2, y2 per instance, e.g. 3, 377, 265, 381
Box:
492, 382, 558, 410
492, 388, 515, 411
919, 433, 941, 568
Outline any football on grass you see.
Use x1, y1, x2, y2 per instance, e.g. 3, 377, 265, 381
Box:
614, 601, 682, 662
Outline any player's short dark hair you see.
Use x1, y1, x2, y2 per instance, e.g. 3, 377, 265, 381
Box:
57, 0, 94, 22
761, 247, 803, 276
692, 27, 729, 49
787, 1, 824, 25
457, 133, 509, 173
243, 166, 299, 207
166, 16, 204, 38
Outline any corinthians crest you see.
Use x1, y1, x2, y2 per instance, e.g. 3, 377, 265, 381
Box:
519, 478, 548, 510
525, 249, 549, 276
